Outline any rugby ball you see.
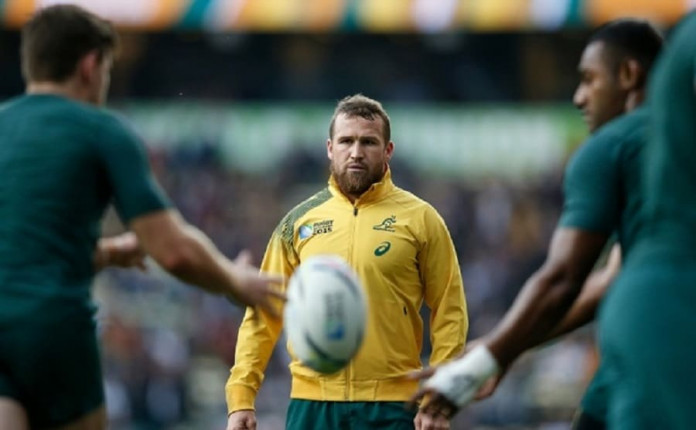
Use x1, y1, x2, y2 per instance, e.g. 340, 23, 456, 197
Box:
284, 254, 367, 374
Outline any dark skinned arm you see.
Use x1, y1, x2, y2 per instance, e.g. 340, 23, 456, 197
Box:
544, 243, 621, 341
485, 227, 609, 368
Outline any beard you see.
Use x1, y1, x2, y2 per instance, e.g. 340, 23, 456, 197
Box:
331, 162, 384, 197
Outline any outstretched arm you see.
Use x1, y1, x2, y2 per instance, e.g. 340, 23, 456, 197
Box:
130, 209, 284, 316
431, 243, 621, 403
411, 228, 609, 415
485, 228, 608, 367
94, 232, 146, 272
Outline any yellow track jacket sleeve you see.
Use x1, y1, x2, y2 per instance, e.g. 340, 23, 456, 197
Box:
225, 232, 296, 413
421, 206, 468, 365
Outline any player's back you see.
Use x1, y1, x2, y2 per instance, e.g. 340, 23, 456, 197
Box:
637, 12, 696, 262
0, 94, 114, 323
596, 17, 696, 427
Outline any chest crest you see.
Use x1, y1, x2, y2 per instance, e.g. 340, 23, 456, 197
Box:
298, 219, 334, 240
372, 215, 397, 232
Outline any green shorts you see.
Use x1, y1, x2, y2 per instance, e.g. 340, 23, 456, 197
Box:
599, 263, 696, 429
286, 400, 416, 430
0, 313, 104, 429
579, 363, 609, 424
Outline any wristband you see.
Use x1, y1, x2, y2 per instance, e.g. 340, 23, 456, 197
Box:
423, 345, 499, 408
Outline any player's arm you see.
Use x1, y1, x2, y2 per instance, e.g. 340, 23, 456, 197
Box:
444, 243, 621, 404
421, 207, 468, 364
96, 115, 282, 312
94, 232, 145, 271
545, 243, 621, 340
484, 227, 608, 366
226, 232, 295, 419
412, 228, 609, 416
128, 210, 281, 312
541, 135, 622, 341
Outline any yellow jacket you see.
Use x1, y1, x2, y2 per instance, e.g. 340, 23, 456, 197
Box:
226, 169, 467, 412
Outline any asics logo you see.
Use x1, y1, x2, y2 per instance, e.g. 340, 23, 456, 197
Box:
374, 241, 391, 256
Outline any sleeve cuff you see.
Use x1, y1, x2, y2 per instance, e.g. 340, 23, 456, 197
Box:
226, 384, 257, 414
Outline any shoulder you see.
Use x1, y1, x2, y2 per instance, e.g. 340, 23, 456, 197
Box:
274, 187, 333, 242
55, 98, 116, 126
593, 109, 649, 159
606, 108, 649, 139
51, 102, 134, 140
92, 109, 138, 136
86, 109, 146, 152
387, 186, 429, 210
0, 96, 22, 112
671, 12, 696, 50
569, 111, 645, 168
388, 186, 446, 225
584, 118, 626, 149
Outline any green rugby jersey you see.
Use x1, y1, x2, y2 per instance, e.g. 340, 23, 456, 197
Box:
0, 94, 169, 325
560, 107, 648, 260
637, 12, 696, 260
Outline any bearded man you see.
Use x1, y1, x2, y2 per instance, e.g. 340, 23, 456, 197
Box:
225, 94, 468, 430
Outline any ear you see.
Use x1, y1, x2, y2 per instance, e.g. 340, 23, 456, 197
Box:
384, 141, 394, 162
618, 59, 642, 91
77, 50, 101, 84
326, 138, 333, 160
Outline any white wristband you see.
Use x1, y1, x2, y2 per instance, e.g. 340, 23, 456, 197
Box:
423, 345, 499, 408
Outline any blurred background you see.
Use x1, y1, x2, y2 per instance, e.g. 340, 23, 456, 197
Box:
0, 0, 686, 429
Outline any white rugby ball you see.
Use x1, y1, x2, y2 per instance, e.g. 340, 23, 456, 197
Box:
284, 254, 367, 374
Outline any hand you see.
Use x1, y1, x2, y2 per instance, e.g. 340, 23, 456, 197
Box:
227, 250, 286, 318
408, 345, 500, 419
409, 384, 459, 420
410, 340, 505, 403
95, 232, 147, 271
459, 338, 507, 400
414, 409, 450, 430
227, 410, 256, 430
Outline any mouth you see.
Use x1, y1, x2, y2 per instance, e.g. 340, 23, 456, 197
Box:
347, 164, 366, 172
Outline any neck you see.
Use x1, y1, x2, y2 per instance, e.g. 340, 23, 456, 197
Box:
26, 81, 87, 103
624, 90, 645, 112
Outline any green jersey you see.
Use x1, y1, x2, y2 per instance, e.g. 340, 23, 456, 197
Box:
0, 94, 169, 325
638, 11, 696, 261
558, 107, 649, 422
560, 107, 648, 259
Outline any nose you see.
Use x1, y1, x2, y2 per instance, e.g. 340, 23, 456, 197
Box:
349, 141, 363, 159
573, 84, 586, 109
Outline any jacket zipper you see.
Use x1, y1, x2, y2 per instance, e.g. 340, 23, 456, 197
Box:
346, 204, 358, 400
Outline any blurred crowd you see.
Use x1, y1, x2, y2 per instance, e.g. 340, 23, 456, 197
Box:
0, 31, 587, 103
95, 142, 597, 429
